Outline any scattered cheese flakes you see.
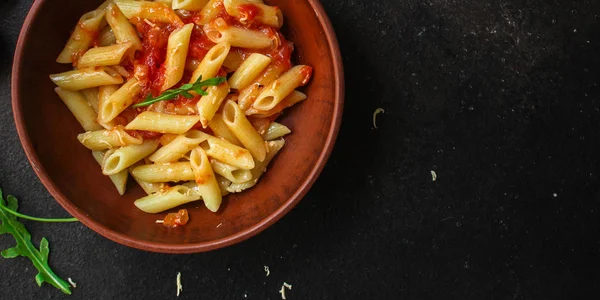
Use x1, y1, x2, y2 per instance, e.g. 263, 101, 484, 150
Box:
216, 222, 223, 228
372, 108, 385, 129
279, 286, 286, 299
280, 282, 292, 299
431, 170, 437, 182
156, 220, 164, 224
67, 278, 77, 288
176, 272, 183, 297
264, 266, 270, 276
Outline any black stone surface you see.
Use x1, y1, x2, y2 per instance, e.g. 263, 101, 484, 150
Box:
2, 0, 600, 299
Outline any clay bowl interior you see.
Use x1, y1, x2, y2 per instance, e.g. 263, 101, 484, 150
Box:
12, 0, 343, 253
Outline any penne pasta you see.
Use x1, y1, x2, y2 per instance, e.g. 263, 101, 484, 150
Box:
227, 139, 284, 193
210, 159, 252, 183
56, 10, 106, 64
252, 65, 313, 111
134, 185, 201, 213
197, 0, 223, 25
106, 3, 143, 53
80, 88, 100, 113
98, 27, 117, 47
77, 126, 143, 150
237, 63, 286, 110
97, 84, 120, 129
222, 100, 266, 161
114, 0, 184, 27
262, 122, 291, 141
102, 140, 160, 175
131, 162, 195, 182
50, 67, 123, 91
246, 90, 307, 117
172, 0, 209, 11
125, 111, 201, 134
204, 18, 272, 49
54, 88, 103, 131
190, 147, 222, 212
53, 0, 312, 218
222, 50, 244, 72
129, 162, 167, 195
77, 42, 133, 68
197, 82, 230, 127
100, 77, 142, 124
161, 24, 194, 91
149, 130, 209, 163
202, 135, 255, 169
228, 53, 271, 90
92, 151, 128, 195
223, 0, 283, 28
189, 43, 231, 84
208, 114, 242, 146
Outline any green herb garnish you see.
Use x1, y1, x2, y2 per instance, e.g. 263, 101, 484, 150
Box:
0, 188, 78, 295
133, 76, 227, 108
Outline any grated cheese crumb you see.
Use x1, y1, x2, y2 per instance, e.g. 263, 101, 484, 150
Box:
156, 220, 164, 224
176, 272, 183, 297
431, 170, 437, 182
216, 222, 223, 228
264, 266, 270, 276
280, 282, 292, 299
67, 278, 77, 288
373, 108, 385, 129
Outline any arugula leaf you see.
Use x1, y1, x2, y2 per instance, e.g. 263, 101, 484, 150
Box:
133, 75, 227, 108
0, 188, 73, 295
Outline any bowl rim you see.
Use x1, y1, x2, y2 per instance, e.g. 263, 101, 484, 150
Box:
11, 0, 344, 254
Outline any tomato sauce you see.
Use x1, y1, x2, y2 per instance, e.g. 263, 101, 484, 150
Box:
238, 4, 262, 24
134, 22, 177, 99
188, 27, 216, 60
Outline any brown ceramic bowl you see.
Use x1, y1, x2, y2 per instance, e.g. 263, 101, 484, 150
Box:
12, 0, 343, 253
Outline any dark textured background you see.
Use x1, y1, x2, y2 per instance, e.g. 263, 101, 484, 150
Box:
2, 0, 600, 299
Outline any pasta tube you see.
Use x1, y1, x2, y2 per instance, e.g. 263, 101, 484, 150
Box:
210, 159, 252, 183
245, 90, 306, 117
202, 134, 255, 170
149, 130, 209, 163
92, 151, 128, 195
56, 10, 106, 64
223, 0, 283, 28
228, 53, 271, 90
197, 82, 230, 127
54, 88, 103, 131
134, 185, 201, 213
102, 140, 159, 175
77, 42, 133, 68
252, 65, 312, 111
189, 43, 231, 84
190, 147, 222, 212
114, 0, 184, 26
161, 24, 194, 91
204, 18, 272, 49
129, 162, 167, 195
208, 114, 242, 146
99, 77, 142, 124
77, 126, 143, 150
222, 100, 266, 162
106, 3, 143, 52
50, 67, 123, 91
125, 111, 201, 134
131, 162, 195, 182
262, 122, 291, 141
